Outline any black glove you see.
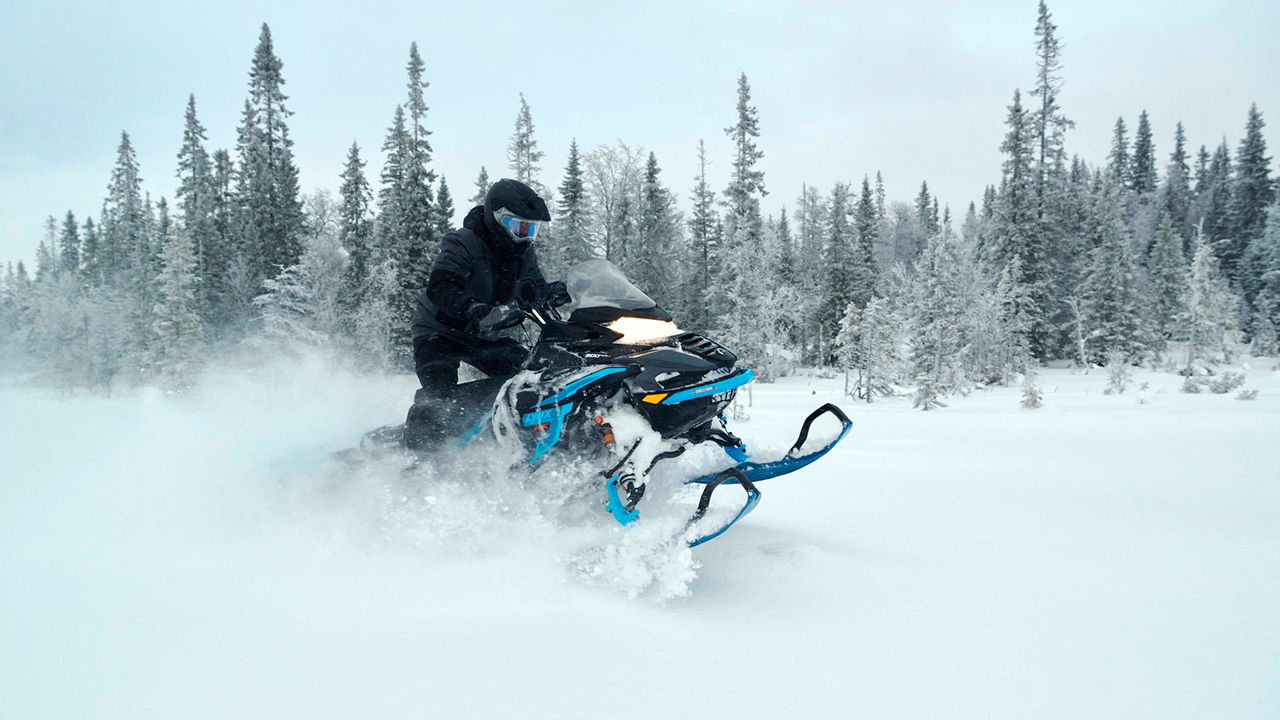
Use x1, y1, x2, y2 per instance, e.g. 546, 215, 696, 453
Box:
462, 300, 490, 334
543, 280, 571, 307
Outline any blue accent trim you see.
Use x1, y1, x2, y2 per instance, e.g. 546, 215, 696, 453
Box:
458, 410, 491, 446
724, 443, 749, 463
605, 476, 639, 525
688, 486, 761, 547
662, 368, 754, 404
536, 367, 629, 409
525, 402, 573, 463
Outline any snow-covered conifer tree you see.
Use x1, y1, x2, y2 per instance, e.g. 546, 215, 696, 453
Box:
151, 226, 203, 390
722, 73, 767, 256
1147, 212, 1188, 349
255, 227, 348, 351
80, 217, 101, 285
1199, 142, 1235, 277
1231, 105, 1275, 320
235, 24, 305, 288
1082, 178, 1148, 362
1161, 122, 1194, 253
100, 131, 147, 285
685, 140, 719, 332
549, 140, 594, 279
818, 182, 854, 357
176, 95, 217, 318
397, 43, 438, 292
1106, 117, 1130, 188
1246, 204, 1280, 354
632, 152, 682, 310
433, 176, 455, 243
1181, 229, 1241, 372
911, 221, 965, 394
471, 166, 490, 206
507, 93, 545, 192
838, 295, 898, 402
58, 211, 80, 277
1131, 110, 1158, 196
993, 90, 1050, 358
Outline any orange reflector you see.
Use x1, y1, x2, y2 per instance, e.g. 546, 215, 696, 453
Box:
594, 415, 604, 424
642, 393, 668, 404
532, 423, 549, 431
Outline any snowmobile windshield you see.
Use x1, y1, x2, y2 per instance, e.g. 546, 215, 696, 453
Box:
564, 260, 657, 312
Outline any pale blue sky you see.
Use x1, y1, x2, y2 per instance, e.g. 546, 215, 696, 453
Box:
2, 0, 1277, 265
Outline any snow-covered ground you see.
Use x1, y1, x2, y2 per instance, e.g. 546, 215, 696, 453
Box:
2, 358, 1279, 719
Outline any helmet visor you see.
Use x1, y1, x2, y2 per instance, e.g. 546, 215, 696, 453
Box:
494, 207, 542, 242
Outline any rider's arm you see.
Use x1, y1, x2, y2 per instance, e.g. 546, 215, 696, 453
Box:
426, 233, 479, 317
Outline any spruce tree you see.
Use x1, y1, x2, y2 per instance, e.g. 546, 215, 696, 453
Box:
1147, 212, 1188, 347
58, 211, 80, 276
101, 131, 146, 284
80, 217, 100, 284
397, 43, 438, 290
1231, 104, 1275, 310
337, 142, 375, 324
914, 181, 939, 236
723, 73, 767, 252
1201, 141, 1236, 281
1246, 204, 1280, 353
433, 176, 455, 240
471, 166, 490, 206
1107, 117, 1130, 188
819, 182, 854, 352
776, 206, 796, 291
151, 226, 203, 390
994, 90, 1050, 358
507, 93, 544, 191
1131, 110, 1158, 195
912, 221, 964, 394
851, 177, 879, 308
236, 24, 305, 288
1161, 122, 1194, 253
1183, 231, 1242, 371
1031, 0, 1072, 219
377, 105, 409, 258
1232, 104, 1275, 246
874, 172, 886, 221
1083, 178, 1148, 361
686, 140, 718, 331
630, 152, 681, 309
176, 94, 220, 323
554, 140, 593, 277
205, 149, 236, 328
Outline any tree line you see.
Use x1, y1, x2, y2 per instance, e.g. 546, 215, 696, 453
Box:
1, 4, 1277, 405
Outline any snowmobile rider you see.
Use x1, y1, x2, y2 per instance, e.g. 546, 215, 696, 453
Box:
410, 178, 570, 395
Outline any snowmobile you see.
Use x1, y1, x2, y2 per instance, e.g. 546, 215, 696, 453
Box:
361, 260, 851, 547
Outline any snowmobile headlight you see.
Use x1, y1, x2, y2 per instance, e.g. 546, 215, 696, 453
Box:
607, 317, 681, 345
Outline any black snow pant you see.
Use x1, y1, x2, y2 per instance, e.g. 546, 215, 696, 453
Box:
412, 333, 526, 393
405, 333, 526, 450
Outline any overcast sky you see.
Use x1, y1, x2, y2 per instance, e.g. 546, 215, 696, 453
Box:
2, 0, 1277, 266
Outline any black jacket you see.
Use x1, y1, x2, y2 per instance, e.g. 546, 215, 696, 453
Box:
411, 205, 545, 340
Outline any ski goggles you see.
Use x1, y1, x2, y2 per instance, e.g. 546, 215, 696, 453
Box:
493, 208, 542, 242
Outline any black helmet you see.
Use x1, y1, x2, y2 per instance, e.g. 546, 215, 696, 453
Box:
484, 178, 550, 244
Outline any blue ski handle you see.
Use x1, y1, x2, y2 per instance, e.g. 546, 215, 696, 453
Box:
691, 468, 760, 523
788, 403, 851, 456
